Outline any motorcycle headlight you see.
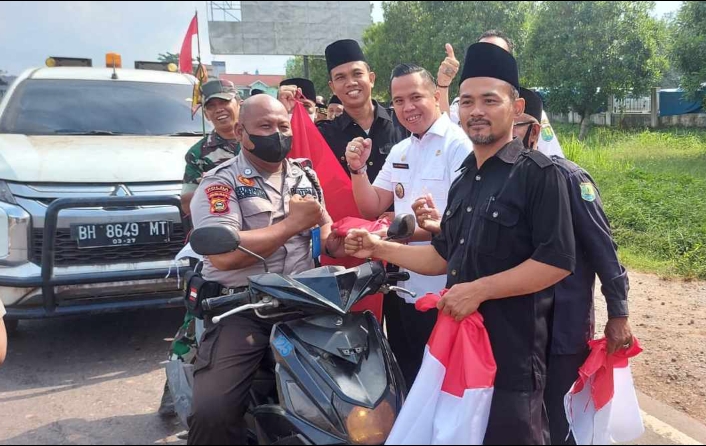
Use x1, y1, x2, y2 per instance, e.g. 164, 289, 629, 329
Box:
0, 181, 17, 205
335, 395, 397, 445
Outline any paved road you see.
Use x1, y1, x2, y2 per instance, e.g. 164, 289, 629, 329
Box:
0, 311, 704, 445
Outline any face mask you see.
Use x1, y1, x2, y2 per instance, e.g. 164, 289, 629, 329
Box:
309, 112, 317, 123
522, 129, 533, 150
244, 128, 292, 163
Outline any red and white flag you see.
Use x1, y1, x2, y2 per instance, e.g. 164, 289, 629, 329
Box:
386, 291, 496, 445
564, 337, 645, 445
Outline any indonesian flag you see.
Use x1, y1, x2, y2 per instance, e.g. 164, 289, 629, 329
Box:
386, 291, 497, 445
179, 14, 198, 75
288, 102, 383, 320
564, 337, 645, 445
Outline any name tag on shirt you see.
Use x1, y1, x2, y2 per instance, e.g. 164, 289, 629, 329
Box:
235, 186, 268, 200
393, 163, 410, 170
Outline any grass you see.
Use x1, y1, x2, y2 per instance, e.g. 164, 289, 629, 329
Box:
552, 124, 706, 280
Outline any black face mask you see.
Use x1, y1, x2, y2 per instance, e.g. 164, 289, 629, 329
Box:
244, 128, 292, 163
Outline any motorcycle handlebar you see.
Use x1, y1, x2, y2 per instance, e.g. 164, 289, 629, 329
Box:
202, 291, 251, 313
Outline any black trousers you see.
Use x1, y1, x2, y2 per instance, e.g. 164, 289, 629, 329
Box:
383, 291, 438, 388
544, 351, 590, 445
484, 388, 550, 445
187, 315, 272, 445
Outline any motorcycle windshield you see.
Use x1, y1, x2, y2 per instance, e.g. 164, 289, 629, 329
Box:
248, 262, 385, 314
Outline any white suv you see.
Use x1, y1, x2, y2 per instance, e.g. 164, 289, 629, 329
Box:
0, 63, 211, 330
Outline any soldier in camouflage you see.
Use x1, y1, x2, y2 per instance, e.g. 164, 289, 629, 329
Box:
181, 80, 242, 215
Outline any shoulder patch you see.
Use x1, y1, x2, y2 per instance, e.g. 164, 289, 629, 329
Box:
205, 185, 232, 214
526, 150, 554, 169
580, 182, 597, 202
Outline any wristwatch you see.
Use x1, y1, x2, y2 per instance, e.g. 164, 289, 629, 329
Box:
348, 164, 368, 175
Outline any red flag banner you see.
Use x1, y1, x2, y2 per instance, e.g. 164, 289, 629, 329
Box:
288, 102, 383, 320
180, 14, 198, 75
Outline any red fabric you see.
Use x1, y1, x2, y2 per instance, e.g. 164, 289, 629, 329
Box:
570, 337, 643, 411
288, 102, 383, 321
416, 291, 497, 397
180, 15, 198, 75
332, 216, 391, 238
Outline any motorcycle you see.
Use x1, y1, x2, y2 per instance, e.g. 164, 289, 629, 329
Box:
188, 215, 418, 445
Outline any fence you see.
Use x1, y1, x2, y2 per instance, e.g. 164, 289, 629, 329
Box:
547, 88, 706, 129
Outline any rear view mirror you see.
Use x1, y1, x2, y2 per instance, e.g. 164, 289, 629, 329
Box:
387, 214, 415, 241
190, 226, 241, 256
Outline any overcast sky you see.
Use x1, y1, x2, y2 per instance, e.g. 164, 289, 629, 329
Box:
0, 1, 681, 77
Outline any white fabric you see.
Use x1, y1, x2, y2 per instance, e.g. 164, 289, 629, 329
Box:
537, 111, 565, 158
0, 299, 5, 318
373, 114, 473, 302
564, 365, 644, 445
386, 347, 493, 445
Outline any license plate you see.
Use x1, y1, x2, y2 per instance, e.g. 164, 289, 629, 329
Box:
70, 221, 173, 249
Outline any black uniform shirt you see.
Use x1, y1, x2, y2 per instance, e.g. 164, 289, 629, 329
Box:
316, 100, 406, 181
432, 138, 576, 392
550, 157, 630, 355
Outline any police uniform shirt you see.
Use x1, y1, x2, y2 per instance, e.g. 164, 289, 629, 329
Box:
373, 113, 473, 301
316, 101, 406, 181
190, 153, 331, 288
550, 156, 629, 355
432, 138, 576, 392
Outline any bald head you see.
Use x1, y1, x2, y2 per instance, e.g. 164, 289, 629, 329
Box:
239, 94, 289, 127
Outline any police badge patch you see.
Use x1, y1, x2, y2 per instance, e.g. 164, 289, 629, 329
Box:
206, 184, 233, 214
580, 182, 597, 202
395, 183, 405, 199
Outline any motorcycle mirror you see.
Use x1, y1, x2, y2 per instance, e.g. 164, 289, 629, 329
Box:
387, 214, 416, 240
190, 225, 241, 256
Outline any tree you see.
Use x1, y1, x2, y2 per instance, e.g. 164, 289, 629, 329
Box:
526, 1, 667, 139
284, 56, 331, 100
671, 2, 706, 101
363, 1, 535, 101
158, 52, 180, 65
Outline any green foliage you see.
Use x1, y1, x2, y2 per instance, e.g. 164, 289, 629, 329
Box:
158, 52, 180, 65
671, 1, 706, 102
526, 2, 668, 127
554, 124, 706, 279
363, 1, 534, 101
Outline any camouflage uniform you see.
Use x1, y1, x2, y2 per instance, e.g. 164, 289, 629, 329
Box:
181, 131, 241, 196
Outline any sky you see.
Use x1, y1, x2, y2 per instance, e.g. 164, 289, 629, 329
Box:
0, 1, 681, 77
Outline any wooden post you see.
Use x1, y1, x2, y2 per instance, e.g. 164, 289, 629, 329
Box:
651, 87, 659, 128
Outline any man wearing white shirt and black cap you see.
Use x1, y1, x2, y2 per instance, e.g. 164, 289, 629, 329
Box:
345, 63, 473, 386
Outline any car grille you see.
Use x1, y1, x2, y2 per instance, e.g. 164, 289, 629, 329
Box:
32, 225, 187, 267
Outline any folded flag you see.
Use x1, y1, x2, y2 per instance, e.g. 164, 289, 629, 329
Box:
564, 337, 645, 445
386, 291, 496, 445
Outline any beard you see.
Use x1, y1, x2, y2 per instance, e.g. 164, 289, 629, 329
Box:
469, 133, 497, 145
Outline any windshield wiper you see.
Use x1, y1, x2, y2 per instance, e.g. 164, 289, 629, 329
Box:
54, 129, 124, 135
167, 131, 206, 136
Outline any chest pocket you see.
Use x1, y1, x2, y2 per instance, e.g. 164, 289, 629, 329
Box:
440, 199, 464, 247
475, 199, 520, 259
239, 197, 272, 231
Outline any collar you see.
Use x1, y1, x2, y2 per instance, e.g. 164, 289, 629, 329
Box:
237, 154, 301, 180
205, 130, 239, 151
461, 137, 525, 170
411, 113, 450, 140
338, 100, 392, 130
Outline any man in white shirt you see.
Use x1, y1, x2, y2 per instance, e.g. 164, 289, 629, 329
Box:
345, 63, 473, 386
0, 300, 7, 365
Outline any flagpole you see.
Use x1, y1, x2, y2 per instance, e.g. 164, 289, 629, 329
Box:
195, 9, 206, 135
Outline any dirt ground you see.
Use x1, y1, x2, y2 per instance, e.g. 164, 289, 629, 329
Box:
595, 271, 706, 424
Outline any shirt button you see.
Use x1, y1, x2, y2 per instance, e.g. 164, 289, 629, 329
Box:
466, 206, 473, 213
475, 175, 482, 181
460, 238, 465, 245
446, 210, 452, 216
493, 211, 499, 218
451, 270, 458, 277
369, 161, 374, 166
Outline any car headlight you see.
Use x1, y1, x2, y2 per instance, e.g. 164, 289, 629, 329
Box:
0, 181, 17, 205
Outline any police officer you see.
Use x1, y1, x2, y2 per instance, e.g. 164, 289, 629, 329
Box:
317, 39, 406, 181
187, 94, 345, 445
345, 43, 576, 445
181, 80, 242, 215
515, 88, 633, 446
345, 63, 473, 386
